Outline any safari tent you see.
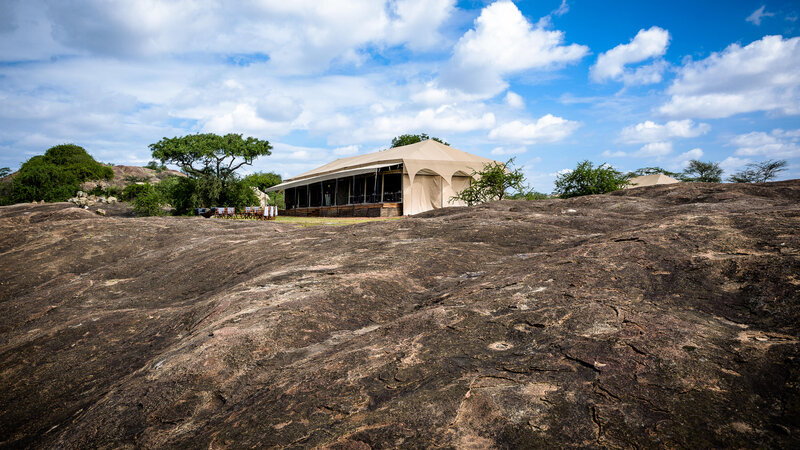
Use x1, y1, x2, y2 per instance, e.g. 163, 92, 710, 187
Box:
266, 140, 496, 216
625, 173, 681, 189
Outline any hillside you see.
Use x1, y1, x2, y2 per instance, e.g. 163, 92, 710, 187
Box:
0, 181, 798, 448
79, 164, 185, 191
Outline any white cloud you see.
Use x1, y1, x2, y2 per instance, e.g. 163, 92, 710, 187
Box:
553, 0, 569, 17
618, 119, 710, 144
333, 145, 359, 155
636, 141, 673, 158
488, 114, 580, 144
351, 104, 496, 143
14, 0, 456, 74
551, 168, 572, 177
746, 5, 774, 26
490, 146, 527, 155
440, 0, 588, 96
504, 91, 525, 109
590, 27, 670, 84
719, 156, 752, 173
730, 128, 800, 158
676, 148, 704, 167
601, 150, 628, 158
659, 35, 800, 118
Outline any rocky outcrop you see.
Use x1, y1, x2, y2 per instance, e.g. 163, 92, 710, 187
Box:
67, 190, 117, 207
0, 181, 798, 448
80, 165, 185, 192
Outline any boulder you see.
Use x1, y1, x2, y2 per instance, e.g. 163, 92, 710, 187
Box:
95, 209, 106, 216
107, 196, 118, 204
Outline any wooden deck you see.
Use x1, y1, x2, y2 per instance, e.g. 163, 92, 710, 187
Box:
280, 202, 402, 217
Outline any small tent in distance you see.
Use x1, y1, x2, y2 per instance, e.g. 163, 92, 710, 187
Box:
266, 140, 497, 216
625, 173, 681, 189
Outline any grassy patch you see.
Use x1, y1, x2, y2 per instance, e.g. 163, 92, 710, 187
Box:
274, 216, 405, 227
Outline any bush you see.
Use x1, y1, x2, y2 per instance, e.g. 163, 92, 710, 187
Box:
453, 158, 527, 206
508, 191, 549, 200
554, 160, 628, 198
131, 184, 166, 216
122, 183, 153, 201
10, 144, 113, 203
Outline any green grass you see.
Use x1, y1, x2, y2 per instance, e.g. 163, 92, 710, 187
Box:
273, 215, 405, 227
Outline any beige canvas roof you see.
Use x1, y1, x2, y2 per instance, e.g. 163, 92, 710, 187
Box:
271, 140, 497, 190
626, 173, 681, 188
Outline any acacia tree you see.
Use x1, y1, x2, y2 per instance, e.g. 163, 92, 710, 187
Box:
453, 158, 527, 206
681, 159, 722, 182
150, 133, 272, 187
149, 133, 272, 210
554, 160, 628, 198
728, 159, 787, 183
391, 133, 449, 148
626, 166, 682, 178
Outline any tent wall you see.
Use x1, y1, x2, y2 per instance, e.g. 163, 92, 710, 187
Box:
443, 176, 470, 207
402, 174, 443, 215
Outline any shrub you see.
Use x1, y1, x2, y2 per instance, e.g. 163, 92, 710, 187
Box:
453, 158, 527, 206
10, 144, 113, 203
131, 184, 166, 216
554, 160, 628, 198
122, 183, 153, 201
508, 191, 549, 200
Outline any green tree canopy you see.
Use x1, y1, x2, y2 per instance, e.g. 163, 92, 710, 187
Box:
242, 172, 282, 191
0, 167, 10, 178
10, 144, 113, 203
627, 166, 682, 178
150, 133, 272, 182
682, 159, 722, 183
390, 133, 449, 148
453, 158, 527, 206
554, 160, 629, 198
728, 159, 787, 183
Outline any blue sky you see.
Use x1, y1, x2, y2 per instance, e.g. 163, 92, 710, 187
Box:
1, 0, 799, 191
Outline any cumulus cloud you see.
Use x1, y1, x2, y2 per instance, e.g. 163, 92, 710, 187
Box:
351, 104, 495, 143
590, 27, 670, 84
659, 35, 800, 118
746, 5, 774, 26
489, 114, 580, 144
13, 0, 456, 73
730, 128, 800, 158
490, 146, 527, 155
719, 156, 752, 173
504, 91, 525, 109
675, 148, 704, 167
440, 0, 588, 96
636, 141, 673, 158
618, 119, 710, 144
602, 141, 675, 159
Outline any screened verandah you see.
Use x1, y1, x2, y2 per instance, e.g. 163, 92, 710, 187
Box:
283, 164, 404, 217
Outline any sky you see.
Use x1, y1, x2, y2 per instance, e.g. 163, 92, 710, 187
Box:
1, 0, 799, 191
